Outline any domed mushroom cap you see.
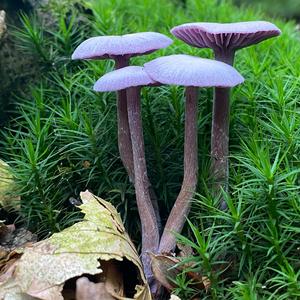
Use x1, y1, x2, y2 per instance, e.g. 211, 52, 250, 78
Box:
94, 66, 157, 92
171, 21, 281, 52
72, 32, 173, 60
144, 54, 244, 88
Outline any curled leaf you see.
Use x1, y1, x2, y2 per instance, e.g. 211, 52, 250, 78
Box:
0, 191, 151, 300
76, 277, 115, 300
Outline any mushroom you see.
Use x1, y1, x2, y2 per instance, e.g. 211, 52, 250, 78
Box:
72, 32, 172, 224
94, 66, 160, 285
144, 54, 244, 253
171, 21, 281, 207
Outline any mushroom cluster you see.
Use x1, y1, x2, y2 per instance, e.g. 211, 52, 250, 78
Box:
71, 21, 280, 293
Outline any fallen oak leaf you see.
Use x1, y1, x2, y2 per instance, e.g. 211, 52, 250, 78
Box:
0, 190, 151, 300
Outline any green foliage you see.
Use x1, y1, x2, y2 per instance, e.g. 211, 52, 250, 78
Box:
0, 0, 299, 298
236, 0, 300, 20
172, 272, 199, 299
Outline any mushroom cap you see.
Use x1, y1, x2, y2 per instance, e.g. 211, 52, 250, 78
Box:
72, 32, 173, 60
144, 54, 244, 88
94, 66, 157, 92
171, 21, 281, 52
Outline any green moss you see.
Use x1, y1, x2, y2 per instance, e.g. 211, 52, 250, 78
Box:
0, 0, 300, 298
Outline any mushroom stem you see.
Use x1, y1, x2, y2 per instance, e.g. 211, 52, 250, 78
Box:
214, 50, 235, 65
115, 58, 162, 231
115, 57, 134, 181
159, 86, 198, 253
126, 86, 160, 283
211, 88, 230, 204
211, 51, 235, 210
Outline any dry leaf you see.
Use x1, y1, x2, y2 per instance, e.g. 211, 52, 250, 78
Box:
76, 277, 115, 300
0, 190, 151, 300
0, 226, 37, 254
176, 243, 193, 258
150, 254, 181, 290
150, 253, 207, 292
82, 161, 91, 169
99, 260, 124, 297
0, 160, 20, 211
0, 11, 6, 39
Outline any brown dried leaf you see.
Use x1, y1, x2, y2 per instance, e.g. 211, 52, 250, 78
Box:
176, 243, 193, 258
100, 260, 124, 298
0, 191, 151, 300
76, 277, 115, 300
0, 160, 20, 211
0, 11, 6, 39
150, 253, 207, 292
82, 161, 91, 169
150, 254, 181, 290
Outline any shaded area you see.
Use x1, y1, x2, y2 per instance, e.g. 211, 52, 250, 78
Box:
0, 1, 33, 125
235, 0, 300, 20
0, 0, 31, 17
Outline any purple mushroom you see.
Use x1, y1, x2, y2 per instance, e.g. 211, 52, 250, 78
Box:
171, 21, 281, 207
94, 66, 160, 286
144, 54, 244, 253
72, 32, 172, 224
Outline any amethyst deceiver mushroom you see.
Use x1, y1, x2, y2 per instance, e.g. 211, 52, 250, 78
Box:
94, 66, 160, 285
72, 32, 172, 226
171, 21, 281, 206
144, 54, 244, 253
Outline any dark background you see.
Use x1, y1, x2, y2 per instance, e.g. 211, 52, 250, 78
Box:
1, 0, 300, 20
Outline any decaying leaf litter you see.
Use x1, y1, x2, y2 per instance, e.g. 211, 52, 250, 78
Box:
0, 191, 151, 300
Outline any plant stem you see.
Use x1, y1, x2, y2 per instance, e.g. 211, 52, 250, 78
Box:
211, 51, 235, 210
126, 86, 160, 285
115, 57, 134, 181
115, 57, 161, 230
159, 86, 198, 253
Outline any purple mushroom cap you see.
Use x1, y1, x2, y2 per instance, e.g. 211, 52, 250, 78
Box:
94, 66, 157, 92
144, 54, 244, 88
72, 32, 173, 60
171, 21, 281, 52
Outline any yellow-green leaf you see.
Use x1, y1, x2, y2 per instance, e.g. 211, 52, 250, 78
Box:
0, 191, 151, 300
0, 160, 20, 211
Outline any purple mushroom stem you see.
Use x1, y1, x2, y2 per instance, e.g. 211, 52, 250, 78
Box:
214, 50, 235, 65
126, 86, 160, 284
144, 54, 244, 253
71, 32, 172, 228
115, 56, 162, 232
93, 66, 161, 289
159, 86, 198, 253
171, 21, 281, 210
114, 56, 135, 183
211, 51, 235, 205
211, 87, 230, 206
